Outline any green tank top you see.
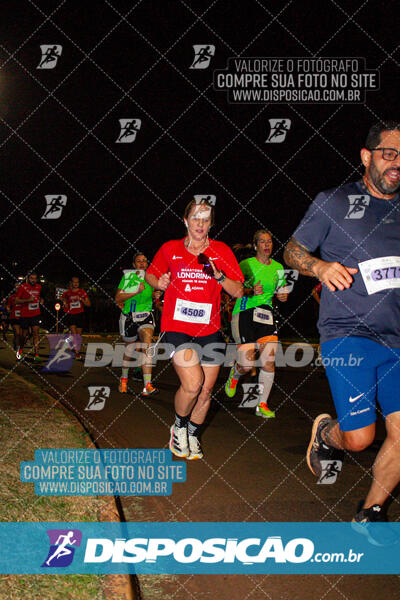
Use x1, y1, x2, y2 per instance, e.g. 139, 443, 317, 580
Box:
232, 257, 286, 315
118, 270, 153, 314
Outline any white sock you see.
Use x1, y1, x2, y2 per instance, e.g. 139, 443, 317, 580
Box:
258, 370, 274, 405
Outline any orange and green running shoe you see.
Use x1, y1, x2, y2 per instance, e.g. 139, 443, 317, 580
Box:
119, 377, 128, 393
255, 402, 275, 418
141, 382, 159, 397
225, 365, 239, 398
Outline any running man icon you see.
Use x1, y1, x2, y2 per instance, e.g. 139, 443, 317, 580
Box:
37, 45, 62, 69
41, 529, 82, 568
116, 119, 142, 143
86, 386, 110, 410
344, 195, 371, 219
276, 268, 299, 293
238, 384, 264, 409
45, 532, 77, 566
266, 119, 291, 143
42, 195, 67, 219
193, 194, 217, 206
318, 460, 343, 484
190, 45, 216, 69
43, 335, 76, 373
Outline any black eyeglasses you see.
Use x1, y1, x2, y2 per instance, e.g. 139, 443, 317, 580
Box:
368, 147, 400, 161
198, 253, 213, 276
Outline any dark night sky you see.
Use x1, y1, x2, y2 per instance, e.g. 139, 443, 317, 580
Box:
0, 0, 399, 332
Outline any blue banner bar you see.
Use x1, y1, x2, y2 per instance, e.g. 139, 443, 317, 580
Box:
0, 522, 399, 574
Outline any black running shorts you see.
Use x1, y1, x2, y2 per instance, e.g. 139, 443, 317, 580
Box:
19, 315, 41, 330
119, 311, 155, 342
163, 330, 225, 365
231, 304, 277, 345
65, 312, 85, 329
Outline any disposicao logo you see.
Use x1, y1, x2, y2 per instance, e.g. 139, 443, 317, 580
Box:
42, 529, 82, 567
83, 536, 314, 564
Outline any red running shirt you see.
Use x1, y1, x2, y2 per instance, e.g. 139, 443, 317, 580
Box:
147, 239, 244, 336
16, 283, 42, 317
61, 289, 89, 314
313, 282, 323, 295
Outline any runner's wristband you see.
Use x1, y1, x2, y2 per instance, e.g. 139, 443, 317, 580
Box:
214, 271, 226, 284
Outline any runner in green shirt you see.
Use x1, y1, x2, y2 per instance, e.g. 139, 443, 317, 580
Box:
118, 269, 153, 315
225, 230, 290, 417
232, 256, 285, 316
115, 253, 159, 397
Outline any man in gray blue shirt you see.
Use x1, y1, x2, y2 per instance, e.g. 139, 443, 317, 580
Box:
284, 121, 400, 539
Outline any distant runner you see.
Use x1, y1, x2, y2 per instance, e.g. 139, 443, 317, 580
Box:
16, 273, 43, 361
61, 277, 91, 359
115, 253, 158, 397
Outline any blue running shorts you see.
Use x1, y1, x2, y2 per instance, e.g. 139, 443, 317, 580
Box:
321, 336, 400, 431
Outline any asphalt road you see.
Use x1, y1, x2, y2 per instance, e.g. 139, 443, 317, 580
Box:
1, 335, 397, 600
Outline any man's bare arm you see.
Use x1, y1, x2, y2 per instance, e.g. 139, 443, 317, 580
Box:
284, 237, 358, 292
283, 237, 319, 277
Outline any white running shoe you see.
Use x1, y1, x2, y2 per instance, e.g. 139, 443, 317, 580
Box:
187, 435, 203, 460
169, 424, 189, 458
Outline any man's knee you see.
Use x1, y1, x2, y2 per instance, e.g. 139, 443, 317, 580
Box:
343, 427, 375, 452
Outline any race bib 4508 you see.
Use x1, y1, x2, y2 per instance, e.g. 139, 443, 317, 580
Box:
173, 299, 212, 324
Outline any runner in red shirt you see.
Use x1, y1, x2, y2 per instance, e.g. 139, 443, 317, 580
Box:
7, 287, 21, 351
146, 198, 244, 460
15, 273, 44, 361
311, 281, 323, 305
61, 277, 91, 359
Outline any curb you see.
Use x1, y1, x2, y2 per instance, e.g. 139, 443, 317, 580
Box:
23, 375, 139, 600
54, 401, 139, 600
